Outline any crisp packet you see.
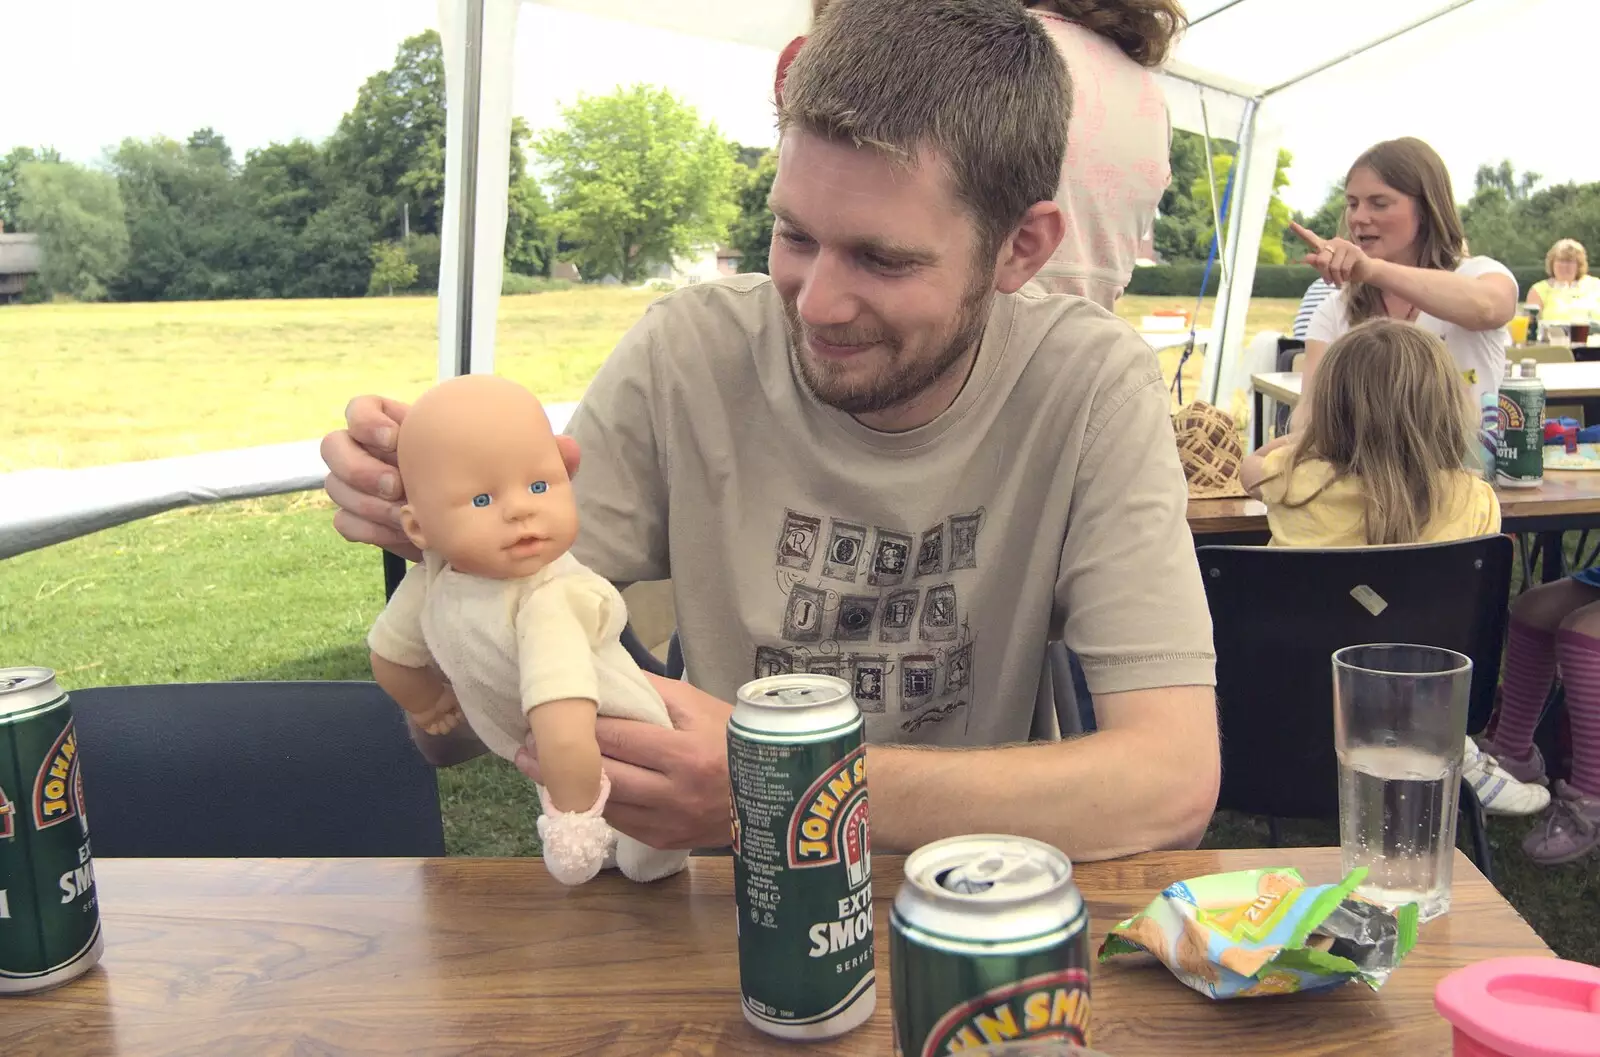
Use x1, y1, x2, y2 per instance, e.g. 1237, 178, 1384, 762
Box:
1096, 866, 1418, 999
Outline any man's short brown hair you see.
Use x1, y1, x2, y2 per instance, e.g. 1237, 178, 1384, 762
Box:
779, 0, 1070, 261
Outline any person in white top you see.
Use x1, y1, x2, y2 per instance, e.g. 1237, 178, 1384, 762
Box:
1293, 137, 1518, 420
1024, 1, 1184, 308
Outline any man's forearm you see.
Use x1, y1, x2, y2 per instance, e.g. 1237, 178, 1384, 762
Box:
865, 686, 1220, 862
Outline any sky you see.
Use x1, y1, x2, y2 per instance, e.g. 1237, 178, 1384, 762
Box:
6, 0, 1598, 216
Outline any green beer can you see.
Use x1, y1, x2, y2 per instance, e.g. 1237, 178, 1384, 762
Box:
891, 835, 1091, 1057
728, 673, 876, 1040
0, 667, 104, 995
1496, 358, 1546, 489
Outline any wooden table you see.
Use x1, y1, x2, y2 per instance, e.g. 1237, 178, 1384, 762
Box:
1189, 469, 1600, 543
1251, 364, 1600, 448
9, 849, 1549, 1055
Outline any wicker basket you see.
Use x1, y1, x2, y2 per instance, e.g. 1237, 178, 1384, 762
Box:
1172, 401, 1247, 499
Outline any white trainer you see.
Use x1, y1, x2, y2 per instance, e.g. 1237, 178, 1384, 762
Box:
1464, 736, 1552, 817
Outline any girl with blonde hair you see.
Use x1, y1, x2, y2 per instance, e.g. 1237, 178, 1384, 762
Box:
1243, 320, 1548, 818
1243, 318, 1499, 547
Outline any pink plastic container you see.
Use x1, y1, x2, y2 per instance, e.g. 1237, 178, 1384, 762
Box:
1435, 957, 1600, 1057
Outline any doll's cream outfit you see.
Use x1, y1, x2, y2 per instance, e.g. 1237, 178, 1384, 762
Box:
369, 549, 689, 885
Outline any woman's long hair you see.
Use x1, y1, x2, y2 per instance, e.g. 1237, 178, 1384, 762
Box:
1028, 1, 1188, 67
1279, 320, 1475, 545
1343, 137, 1467, 327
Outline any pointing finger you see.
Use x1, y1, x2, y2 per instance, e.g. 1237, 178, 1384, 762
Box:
1289, 221, 1325, 252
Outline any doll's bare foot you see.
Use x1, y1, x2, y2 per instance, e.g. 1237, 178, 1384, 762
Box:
535, 772, 616, 886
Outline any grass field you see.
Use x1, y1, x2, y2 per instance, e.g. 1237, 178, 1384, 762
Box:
0, 288, 1291, 471
6, 287, 1591, 964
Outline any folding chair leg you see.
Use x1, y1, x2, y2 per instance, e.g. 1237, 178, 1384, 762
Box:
1458, 777, 1494, 883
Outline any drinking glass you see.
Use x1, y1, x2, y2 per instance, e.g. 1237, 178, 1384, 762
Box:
1333, 643, 1472, 923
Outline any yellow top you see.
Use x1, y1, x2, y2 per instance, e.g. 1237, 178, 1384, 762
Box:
1530, 275, 1600, 324
1257, 446, 1501, 547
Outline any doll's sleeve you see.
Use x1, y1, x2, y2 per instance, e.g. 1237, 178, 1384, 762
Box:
512, 578, 612, 712
367, 561, 433, 669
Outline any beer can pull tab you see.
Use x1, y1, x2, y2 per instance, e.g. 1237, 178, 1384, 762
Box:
938, 843, 1058, 898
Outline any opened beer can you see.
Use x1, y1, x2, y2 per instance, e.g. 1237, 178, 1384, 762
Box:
891, 834, 1090, 1056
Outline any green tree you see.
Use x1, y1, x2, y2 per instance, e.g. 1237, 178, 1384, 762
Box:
1475, 160, 1541, 203
242, 139, 334, 233
0, 146, 63, 232
537, 85, 739, 283
727, 148, 777, 275
1192, 147, 1295, 266
367, 240, 418, 295
325, 30, 445, 238
15, 160, 129, 301
504, 117, 553, 276
290, 189, 378, 298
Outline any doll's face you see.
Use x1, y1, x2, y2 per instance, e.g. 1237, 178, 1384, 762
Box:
396, 376, 579, 580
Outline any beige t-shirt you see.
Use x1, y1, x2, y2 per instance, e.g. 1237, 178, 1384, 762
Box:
564, 276, 1215, 747
368, 551, 672, 762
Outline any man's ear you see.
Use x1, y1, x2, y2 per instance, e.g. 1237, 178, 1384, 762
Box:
399, 506, 429, 551
993, 201, 1066, 295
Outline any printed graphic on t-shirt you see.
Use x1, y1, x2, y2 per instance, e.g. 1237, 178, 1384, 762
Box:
756, 508, 984, 735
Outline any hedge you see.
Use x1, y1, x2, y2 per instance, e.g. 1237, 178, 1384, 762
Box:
1128, 263, 1552, 301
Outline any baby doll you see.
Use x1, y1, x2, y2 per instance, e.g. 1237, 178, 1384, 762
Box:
366, 373, 689, 886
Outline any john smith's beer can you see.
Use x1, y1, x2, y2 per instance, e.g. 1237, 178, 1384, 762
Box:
891, 835, 1091, 1057
1496, 358, 1546, 489
0, 668, 103, 994
728, 673, 875, 1040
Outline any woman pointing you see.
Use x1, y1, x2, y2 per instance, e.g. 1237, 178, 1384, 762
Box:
1294, 137, 1518, 425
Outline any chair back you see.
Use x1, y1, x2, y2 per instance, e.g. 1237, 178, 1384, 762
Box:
68, 680, 446, 857
1197, 536, 1512, 820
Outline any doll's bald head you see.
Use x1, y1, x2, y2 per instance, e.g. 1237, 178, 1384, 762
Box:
396, 374, 578, 579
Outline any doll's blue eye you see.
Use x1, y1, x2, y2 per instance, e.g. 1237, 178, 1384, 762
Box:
472, 493, 492, 507
529, 481, 548, 494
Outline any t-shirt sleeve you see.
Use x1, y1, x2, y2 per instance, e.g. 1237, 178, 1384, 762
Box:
1457, 255, 1517, 285
563, 313, 672, 585
1254, 444, 1295, 506
366, 560, 433, 668
1055, 371, 1216, 697
1305, 288, 1346, 345
514, 577, 613, 711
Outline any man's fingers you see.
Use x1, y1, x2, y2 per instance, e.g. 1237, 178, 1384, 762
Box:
594, 716, 680, 770
321, 430, 403, 497
556, 434, 581, 480
325, 472, 405, 529
331, 508, 418, 556
344, 394, 409, 453
1289, 221, 1324, 251
600, 756, 678, 806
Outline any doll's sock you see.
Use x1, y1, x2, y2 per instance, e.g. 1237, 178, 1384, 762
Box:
535, 773, 615, 886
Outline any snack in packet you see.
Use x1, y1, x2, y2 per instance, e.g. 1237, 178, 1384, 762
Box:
1097, 866, 1418, 999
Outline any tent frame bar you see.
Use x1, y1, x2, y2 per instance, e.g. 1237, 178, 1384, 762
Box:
1261, 0, 1484, 97
449, 0, 487, 378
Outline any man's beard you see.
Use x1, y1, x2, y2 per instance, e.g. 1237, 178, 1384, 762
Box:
784, 274, 993, 416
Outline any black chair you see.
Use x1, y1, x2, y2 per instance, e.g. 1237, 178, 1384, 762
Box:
1198, 536, 1513, 879
69, 681, 445, 857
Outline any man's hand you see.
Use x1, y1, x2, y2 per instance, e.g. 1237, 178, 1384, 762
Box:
321, 393, 582, 559
514, 673, 734, 850
1291, 221, 1378, 288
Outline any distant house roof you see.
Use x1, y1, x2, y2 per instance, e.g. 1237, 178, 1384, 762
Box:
716, 245, 742, 260
0, 234, 42, 276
